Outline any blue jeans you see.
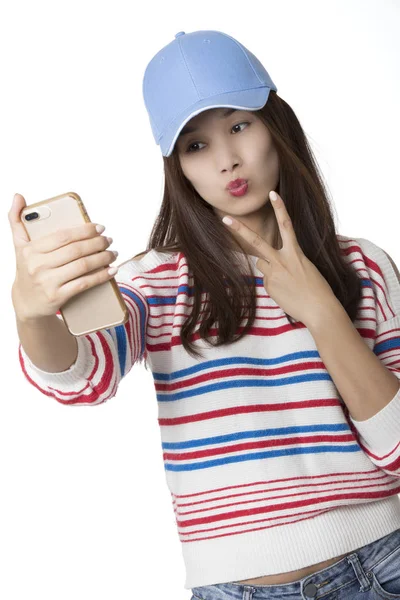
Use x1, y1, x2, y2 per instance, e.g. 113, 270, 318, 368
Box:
190, 527, 400, 599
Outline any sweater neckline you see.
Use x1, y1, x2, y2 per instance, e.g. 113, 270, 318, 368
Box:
120, 248, 263, 274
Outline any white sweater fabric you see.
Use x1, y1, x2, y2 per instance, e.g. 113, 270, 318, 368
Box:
18, 234, 400, 589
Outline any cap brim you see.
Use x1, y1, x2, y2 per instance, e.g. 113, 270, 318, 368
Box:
160, 86, 273, 157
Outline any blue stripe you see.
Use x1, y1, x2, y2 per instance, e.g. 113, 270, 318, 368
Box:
153, 350, 323, 381
114, 325, 127, 377
375, 336, 400, 354
106, 287, 148, 375
164, 444, 361, 472
362, 278, 373, 288
162, 423, 350, 450
156, 372, 334, 402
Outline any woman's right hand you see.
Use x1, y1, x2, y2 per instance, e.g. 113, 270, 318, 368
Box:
9, 193, 119, 322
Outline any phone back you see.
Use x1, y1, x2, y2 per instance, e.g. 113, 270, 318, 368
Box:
21, 191, 128, 337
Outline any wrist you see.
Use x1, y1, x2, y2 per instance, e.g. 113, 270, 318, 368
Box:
305, 298, 345, 333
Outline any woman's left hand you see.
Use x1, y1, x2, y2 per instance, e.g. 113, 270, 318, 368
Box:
222, 190, 338, 326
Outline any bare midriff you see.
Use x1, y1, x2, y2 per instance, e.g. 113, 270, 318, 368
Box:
234, 551, 351, 585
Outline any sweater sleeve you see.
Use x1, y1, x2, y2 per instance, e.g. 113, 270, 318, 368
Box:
348, 238, 400, 477
18, 260, 149, 406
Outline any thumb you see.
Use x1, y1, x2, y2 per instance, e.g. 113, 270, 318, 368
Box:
8, 193, 30, 249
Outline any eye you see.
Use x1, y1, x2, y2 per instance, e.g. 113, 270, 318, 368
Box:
185, 121, 250, 154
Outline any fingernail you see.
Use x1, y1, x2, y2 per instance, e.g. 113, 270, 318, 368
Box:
222, 216, 233, 226
96, 224, 105, 233
270, 191, 278, 201
108, 266, 118, 276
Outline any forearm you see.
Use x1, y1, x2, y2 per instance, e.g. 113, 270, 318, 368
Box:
307, 300, 400, 422
16, 313, 78, 373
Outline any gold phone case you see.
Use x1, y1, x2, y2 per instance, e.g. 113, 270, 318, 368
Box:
21, 191, 129, 337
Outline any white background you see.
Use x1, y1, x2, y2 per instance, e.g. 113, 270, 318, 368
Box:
1, 0, 399, 598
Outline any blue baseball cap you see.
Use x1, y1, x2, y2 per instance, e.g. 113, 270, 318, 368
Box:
142, 30, 278, 157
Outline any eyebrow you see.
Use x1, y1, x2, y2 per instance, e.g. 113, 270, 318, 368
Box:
178, 108, 240, 138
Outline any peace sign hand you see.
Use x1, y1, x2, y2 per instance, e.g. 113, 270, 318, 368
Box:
222, 190, 337, 327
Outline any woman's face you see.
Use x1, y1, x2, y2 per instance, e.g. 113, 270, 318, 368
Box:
175, 107, 280, 231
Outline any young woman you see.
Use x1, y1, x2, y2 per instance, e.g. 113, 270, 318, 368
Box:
12, 29, 400, 599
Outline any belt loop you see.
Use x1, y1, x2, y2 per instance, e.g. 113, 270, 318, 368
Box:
346, 553, 372, 592
243, 585, 256, 600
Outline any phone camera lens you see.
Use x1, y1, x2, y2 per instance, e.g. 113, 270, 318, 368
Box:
25, 212, 39, 221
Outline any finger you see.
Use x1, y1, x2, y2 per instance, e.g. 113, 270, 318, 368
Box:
8, 193, 30, 248
269, 191, 297, 247
34, 222, 100, 254
222, 215, 274, 261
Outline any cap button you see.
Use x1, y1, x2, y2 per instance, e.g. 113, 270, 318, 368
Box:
303, 582, 318, 598
175, 31, 185, 38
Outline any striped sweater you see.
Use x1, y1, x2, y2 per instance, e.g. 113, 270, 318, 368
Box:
18, 234, 400, 590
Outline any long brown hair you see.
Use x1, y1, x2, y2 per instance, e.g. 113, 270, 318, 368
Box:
133, 91, 362, 361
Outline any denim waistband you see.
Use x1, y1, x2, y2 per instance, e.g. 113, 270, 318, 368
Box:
191, 526, 400, 599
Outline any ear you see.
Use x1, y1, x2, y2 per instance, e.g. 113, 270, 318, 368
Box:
383, 250, 400, 285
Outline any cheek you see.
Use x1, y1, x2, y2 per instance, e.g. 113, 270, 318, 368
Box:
182, 169, 211, 196
179, 157, 189, 177
258, 144, 279, 177
179, 161, 198, 187
269, 148, 280, 175
188, 169, 214, 192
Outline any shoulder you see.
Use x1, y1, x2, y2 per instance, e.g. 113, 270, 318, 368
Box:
382, 250, 400, 285
338, 235, 399, 283
117, 249, 181, 272
355, 237, 400, 285
131, 252, 148, 261
343, 235, 400, 317
118, 252, 148, 268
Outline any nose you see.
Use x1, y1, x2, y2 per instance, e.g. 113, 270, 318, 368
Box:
221, 156, 241, 174
213, 137, 243, 174
224, 162, 240, 173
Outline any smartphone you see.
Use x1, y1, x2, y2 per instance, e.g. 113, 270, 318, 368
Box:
21, 191, 129, 337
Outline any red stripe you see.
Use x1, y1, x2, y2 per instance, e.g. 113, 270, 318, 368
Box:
176, 486, 400, 531
158, 398, 341, 426
163, 432, 355, 462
